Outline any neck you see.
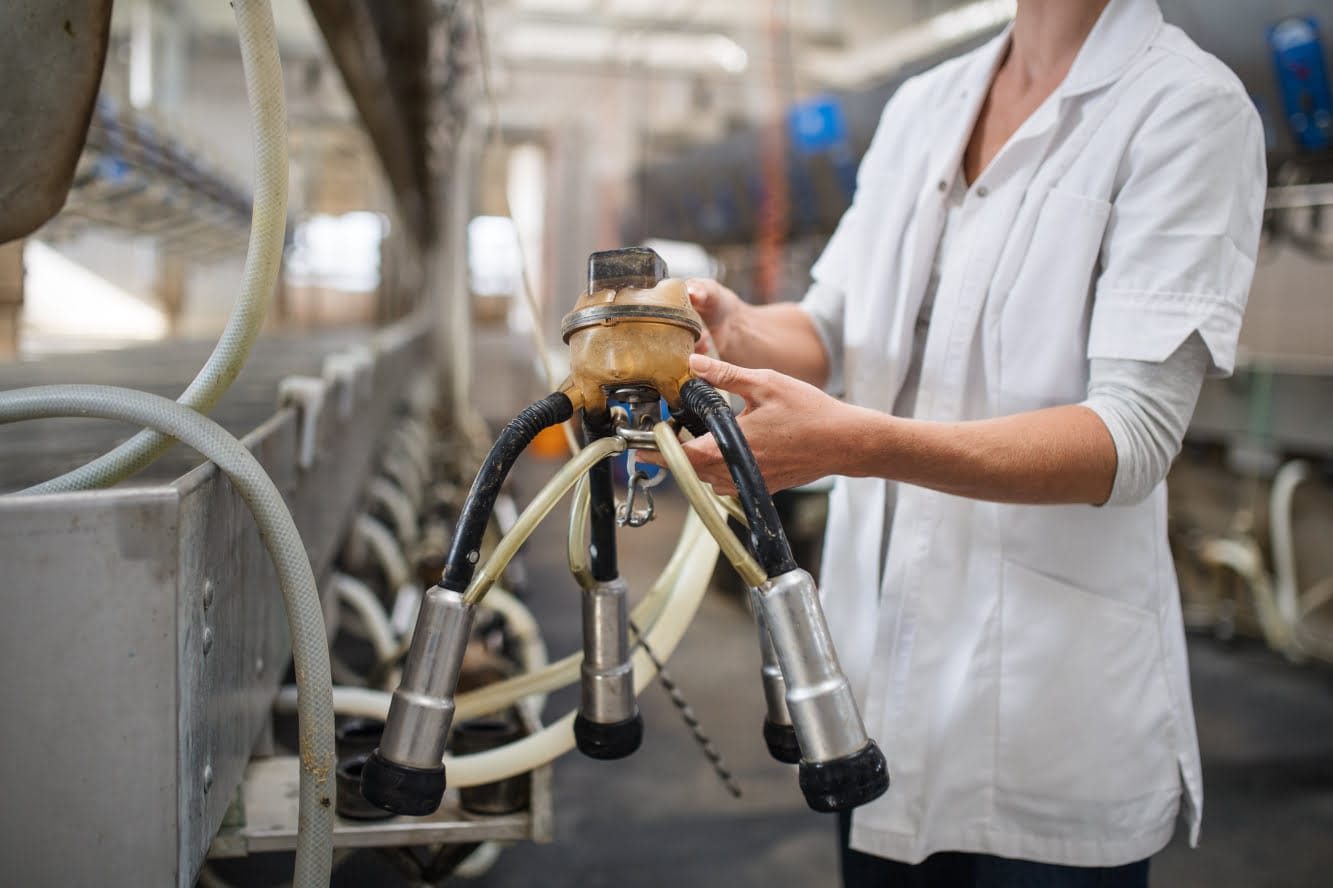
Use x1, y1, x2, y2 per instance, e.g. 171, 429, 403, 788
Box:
1008, 0, 1112, 85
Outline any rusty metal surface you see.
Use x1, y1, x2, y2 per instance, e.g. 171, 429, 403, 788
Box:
0, 0, 112, 244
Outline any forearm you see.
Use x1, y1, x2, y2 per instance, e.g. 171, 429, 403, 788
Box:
722, 302, 830, 387
839, 403, 1117, 506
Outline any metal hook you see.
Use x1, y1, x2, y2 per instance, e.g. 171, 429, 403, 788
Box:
616, 469, 657, 527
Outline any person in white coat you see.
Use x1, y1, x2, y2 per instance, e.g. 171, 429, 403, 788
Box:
663, 0, 1267, 884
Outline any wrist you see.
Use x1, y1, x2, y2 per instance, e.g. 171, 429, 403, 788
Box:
719, 298, 757, 359
837, 405, 899, 480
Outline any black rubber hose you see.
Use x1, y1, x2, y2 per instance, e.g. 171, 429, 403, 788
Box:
583, 409, 619, 582
679, 379, 798, 578
441, 392, 573, 591
669, 404, 710, 440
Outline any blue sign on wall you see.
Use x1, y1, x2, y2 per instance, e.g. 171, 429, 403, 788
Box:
1268, 16, 1333, 151
787, 96, 850, 156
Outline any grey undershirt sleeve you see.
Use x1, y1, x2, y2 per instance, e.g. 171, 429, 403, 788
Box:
798, 282, 846, 395
1082, 332, 1211, 506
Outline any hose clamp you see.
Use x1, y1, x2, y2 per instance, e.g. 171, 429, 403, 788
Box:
560, 304, 703, 342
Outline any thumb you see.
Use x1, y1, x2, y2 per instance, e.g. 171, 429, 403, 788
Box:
685, 278, 726, 323
688, 354, 767, 400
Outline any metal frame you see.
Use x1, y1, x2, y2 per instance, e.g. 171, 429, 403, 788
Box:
210, 708, 554, 858
0, 317, 457, 886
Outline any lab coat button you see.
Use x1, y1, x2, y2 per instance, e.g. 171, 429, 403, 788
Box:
976, 185, 989, 198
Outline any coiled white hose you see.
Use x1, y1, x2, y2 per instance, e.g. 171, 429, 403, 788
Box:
0, 385, 334, 887
279, 431, 740, 725
463, 437, 625, 605
277, 509, 718, 787
480, 586, 550, 709
367, 476, 419, 548
352, 513, 413, 591
26, 0, 289, 493
1270, 460, 1311, 629
278, 535, 684, 723
449, 510, 717, 787
333, 572, 398, 666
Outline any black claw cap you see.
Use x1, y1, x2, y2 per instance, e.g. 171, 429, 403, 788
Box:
574, 711, 644, 760
359, 749, 446, 816
797, 741, 890, 813
762, 718, 802, 765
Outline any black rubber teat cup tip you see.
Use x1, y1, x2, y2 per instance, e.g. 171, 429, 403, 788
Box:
359, 749, 446, 817
762, 718, 802, 765
797, 741, 891, 813
574, 711, 645, 761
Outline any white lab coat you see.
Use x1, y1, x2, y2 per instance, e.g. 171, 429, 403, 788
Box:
808, 0, 1266, 867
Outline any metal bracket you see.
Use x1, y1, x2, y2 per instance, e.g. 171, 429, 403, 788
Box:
322, 344, 375, 419
278, 376, 327, 470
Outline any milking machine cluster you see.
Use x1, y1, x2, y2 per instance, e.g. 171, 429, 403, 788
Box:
360, 247, 889, 817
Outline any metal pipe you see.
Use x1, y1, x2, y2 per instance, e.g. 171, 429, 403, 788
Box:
754, 568, 889, 812
361, 585, 475, 815
751, 587, 800, 765
574, 578, 643, 759
572, 409, 642, 758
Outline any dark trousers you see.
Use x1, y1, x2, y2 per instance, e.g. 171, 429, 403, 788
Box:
839, 813, 1151, 888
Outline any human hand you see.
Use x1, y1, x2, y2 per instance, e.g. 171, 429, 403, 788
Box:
685, 278, 745, 359
651, 354, 856, 495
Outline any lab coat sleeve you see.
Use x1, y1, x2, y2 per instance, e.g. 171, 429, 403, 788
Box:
798, 282, 847, 395
1088, 80, 1267, 377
